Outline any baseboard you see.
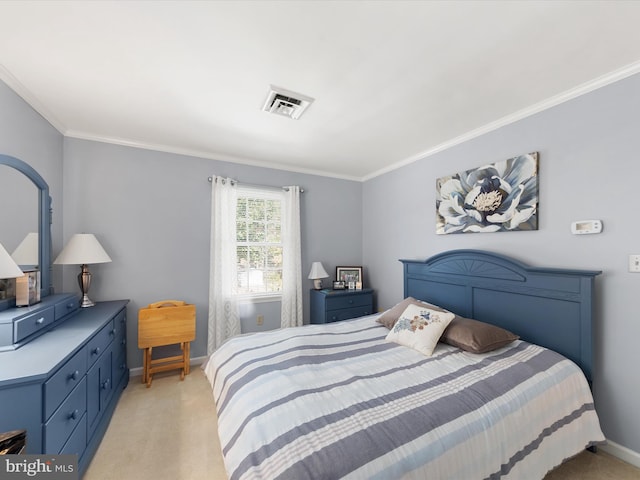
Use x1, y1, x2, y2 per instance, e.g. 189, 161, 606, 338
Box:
128, 355, 209, 378
600, 439, 640, 469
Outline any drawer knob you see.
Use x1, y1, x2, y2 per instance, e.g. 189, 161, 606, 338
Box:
121, 339, 126, 346
110, 328, 116, 336
120, 363, 127, 371
66, 302, 75, 309
68, 409, 79, 420
68, 370, 80, 381
92, 347, 100, 356
35, 317, 45, 325
101, 379, 110, 390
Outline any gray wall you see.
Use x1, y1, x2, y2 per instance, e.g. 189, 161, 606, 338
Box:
61, 139, 363, 368
363, 73, 640, 455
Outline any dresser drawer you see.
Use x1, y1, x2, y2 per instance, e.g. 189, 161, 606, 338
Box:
59, 414, 87, 456
87, 320, 115, 368
112, 310, 126, 338
112, 310, 127, 386
325, 293, 373, 311
44, 346, 88, 419
113, 333, 126, 362
113, 349, 128, 386
44, 377, 87, 454
14, 306, 55, 343
54, 296, 79, 320
112, 311, 126, 359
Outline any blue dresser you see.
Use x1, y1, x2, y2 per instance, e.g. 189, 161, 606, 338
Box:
0, 299, 129, 476
310, 288, 375, 324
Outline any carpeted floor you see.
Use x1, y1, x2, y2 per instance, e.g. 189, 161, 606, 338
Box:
84, 368, 640, 480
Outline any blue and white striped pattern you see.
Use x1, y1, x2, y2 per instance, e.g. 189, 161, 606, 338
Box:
204, 314, 604, 480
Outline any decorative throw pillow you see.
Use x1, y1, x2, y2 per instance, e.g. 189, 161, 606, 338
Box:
441, 317, 519, 353
385, 304, 454, 356
377, 297, 447, 329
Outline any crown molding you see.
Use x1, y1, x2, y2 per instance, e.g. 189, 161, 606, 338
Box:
0, 63, 66, 134
64, 130, 363, 182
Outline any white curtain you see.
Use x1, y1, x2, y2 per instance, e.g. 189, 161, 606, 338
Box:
281, 186, 303, 328
208, 176, 240, 354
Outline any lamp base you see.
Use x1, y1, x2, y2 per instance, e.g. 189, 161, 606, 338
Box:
313, 279, 323, 290
80, 294, 95, 308
78, 264, 95, 308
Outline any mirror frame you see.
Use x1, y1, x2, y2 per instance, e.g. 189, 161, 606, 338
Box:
0, 154, 52, 310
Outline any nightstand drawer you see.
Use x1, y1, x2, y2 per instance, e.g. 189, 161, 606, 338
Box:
325, 305, 373, 323
44, 346, 88, 419
14, 306, 55, 343
325, 293, 372, 311
44, 377, 87, 454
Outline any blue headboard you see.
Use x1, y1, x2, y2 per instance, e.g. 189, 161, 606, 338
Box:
400, 250, 601, 383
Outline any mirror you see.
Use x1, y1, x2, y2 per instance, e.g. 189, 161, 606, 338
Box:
0, 166, 38, 260
0, 154, 52, 311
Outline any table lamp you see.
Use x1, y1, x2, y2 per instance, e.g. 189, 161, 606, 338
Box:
11, 232, 39, 267
308, 261, 329, 290
1, 242, 24, 279
1, 242, 24, 301
54, 234, 112, 307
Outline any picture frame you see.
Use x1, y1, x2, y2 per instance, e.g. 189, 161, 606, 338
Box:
332, 280, 345, 290
435, 152, 538, 234
336, 266, 363, 288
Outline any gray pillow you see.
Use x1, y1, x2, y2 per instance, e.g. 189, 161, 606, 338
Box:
376, 297, 448, 329
441, 316, 519, 353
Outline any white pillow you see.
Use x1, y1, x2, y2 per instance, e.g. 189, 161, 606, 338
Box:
385, 303, 455, 356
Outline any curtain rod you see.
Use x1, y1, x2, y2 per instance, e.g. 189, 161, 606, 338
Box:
207, 176, 304, 193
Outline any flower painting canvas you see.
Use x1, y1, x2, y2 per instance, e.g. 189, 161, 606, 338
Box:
436, 152, 538, 234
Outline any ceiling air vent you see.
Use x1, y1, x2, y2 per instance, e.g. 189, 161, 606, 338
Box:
262, 85, 314, 120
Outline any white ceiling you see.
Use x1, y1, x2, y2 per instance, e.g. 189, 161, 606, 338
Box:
1, 1, 640, 181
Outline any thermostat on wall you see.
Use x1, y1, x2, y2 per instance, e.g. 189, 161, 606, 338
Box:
571, 220, 602, 235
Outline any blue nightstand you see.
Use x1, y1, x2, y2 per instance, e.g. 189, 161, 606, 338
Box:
310, 288, 374, 324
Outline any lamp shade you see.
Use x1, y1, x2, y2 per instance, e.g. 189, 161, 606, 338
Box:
0, 242, 24, 279
54, 234, 112, 265
11, 232, 39, 265
308, 262, 329, 280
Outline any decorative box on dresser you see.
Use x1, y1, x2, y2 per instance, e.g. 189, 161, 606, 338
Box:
310, 288, 375, 324
0, 296, 129, 476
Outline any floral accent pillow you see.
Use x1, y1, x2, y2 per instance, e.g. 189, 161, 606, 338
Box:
376, 296, 446, 329
385, 304, 455, 356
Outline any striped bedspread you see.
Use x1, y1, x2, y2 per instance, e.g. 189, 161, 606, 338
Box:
204, 314, 605, 480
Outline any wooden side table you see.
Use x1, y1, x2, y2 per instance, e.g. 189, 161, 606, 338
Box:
138, 300, 196, 387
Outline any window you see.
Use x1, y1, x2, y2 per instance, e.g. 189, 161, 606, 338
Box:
235, 187, 283, 297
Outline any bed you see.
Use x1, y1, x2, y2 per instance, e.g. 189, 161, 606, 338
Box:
204, 250, 605, 479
